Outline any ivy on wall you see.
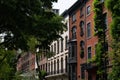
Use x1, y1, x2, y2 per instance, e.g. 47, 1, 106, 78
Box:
93, 0, 107, 79
105, 0, 120, 80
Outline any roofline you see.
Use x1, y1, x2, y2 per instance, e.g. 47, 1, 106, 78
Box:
61, 9, 68, 17
67, 0, 87, 15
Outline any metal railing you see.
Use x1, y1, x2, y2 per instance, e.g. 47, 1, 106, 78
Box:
47, 69, 67, 76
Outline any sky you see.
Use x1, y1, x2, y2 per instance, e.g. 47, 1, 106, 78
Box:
53, 0, 77, 14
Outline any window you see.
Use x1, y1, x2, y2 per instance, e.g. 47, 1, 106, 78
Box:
80, 7, 84, 17
72, 27, 76, 39
103, 13, 108, 29
80, 41, 85, 58
61, 38, 63, 52
51, 62, 53, 74
57, 40, 59, 54
61, 58, 63, 73
51, 45, 53, 52
57, 59, 59, 73
80, 21, 84, 36
72, 13, 76, 22
65, 36, 68, 50
54, 60, 56, 74
54, 43, 56, 54
71, 65, 76, 80
48, 63, 50, 74
87, 6, 90, 15
81, 67, 85, 79
65, 56, 68, 72
71, 43, 77, 57
87, 22, 91, 38
43, 64, 45, 70
88, 47, 91, 59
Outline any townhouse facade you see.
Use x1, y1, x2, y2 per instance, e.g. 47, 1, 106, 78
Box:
17, 0, 113, 80
67, 0, 112, 80
45, 10, 69, 80
17, 52, 36, 79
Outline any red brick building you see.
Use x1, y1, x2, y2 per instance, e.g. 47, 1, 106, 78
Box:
67, 0, 112, 80
17, 52, 36, 79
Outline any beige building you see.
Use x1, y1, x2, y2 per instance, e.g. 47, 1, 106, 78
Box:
46, 10, 69, 80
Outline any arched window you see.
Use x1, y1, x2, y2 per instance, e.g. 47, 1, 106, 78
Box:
80, 21, 84, 36
72, 26, 76, 39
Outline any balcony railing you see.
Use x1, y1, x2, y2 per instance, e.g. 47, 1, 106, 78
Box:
46, 69, 67, 76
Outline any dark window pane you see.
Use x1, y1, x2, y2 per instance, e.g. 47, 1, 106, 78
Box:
87, 6, 90, 15
57, 59, 59, 73
65, 56, 67, 72
65, 36, 68, 50
87, 23, 91, 38
61, 58, 63, 73
57, 40, 59, 54
61, 38, 63, 52
88, 47, 91, 59
54, 43, 56, 54
72, 27, 76, 39
54, 60, 56, 74
72, 13, 76, 22
81, 67, 85, 79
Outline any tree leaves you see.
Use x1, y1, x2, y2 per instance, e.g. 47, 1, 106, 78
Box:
0, 0, 65, 51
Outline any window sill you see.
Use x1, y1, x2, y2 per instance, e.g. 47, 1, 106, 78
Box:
80, 14, 84, 18
87, 36, 92, 40
86, 13, 91, 17
72, 20, 76, 24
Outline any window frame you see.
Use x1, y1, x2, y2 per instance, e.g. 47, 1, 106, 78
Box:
72, 13, 76, 22
61, 38, 64, 52
87, 22, 91, 38
72, 26, 77, 39
86, 5, 91, 15
88, 46, 92, 59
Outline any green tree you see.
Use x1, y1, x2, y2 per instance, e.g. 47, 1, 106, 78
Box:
0, 48, 17, 80
105, 0, 120, 80
0, 0, 64, 50
0, 0, 65, 80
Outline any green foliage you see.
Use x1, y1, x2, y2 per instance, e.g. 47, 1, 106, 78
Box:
41, 70, 47, 79
108, 41, 120, 80
95, 42, 104, 75
110, 17, 120, 40
93, 0, 107, 79
0, 0, 65, 51
105, 0, 120, 17
0, 0, 65, 80
93, 0, 106, 39
0, 48, 17, 79
105, 0, 120, 79
105, 0, 120, 80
